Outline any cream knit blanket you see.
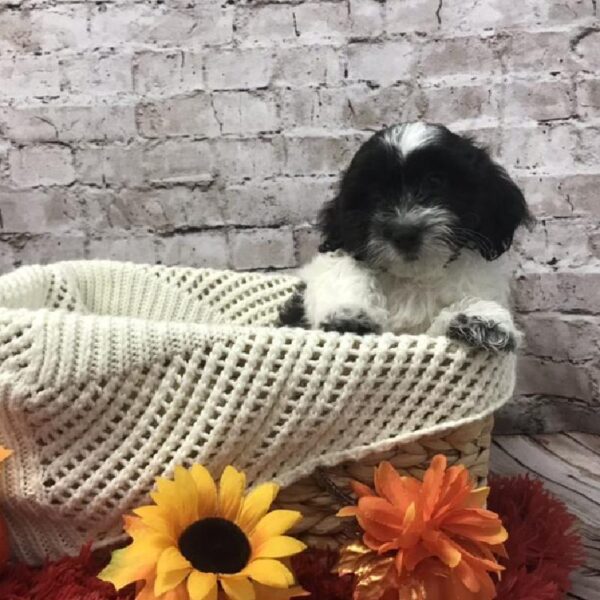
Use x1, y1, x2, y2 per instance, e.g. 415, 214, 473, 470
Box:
0, 261, 515, 564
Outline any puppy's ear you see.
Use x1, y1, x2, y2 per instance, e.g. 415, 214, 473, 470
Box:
473, 163, 533, 260
317, 197, 343, 252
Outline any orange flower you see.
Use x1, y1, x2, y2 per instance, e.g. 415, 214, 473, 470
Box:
337, 455, 507, 600
0, 446, 13, 567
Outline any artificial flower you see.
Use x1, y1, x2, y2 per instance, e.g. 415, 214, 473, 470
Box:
336, 455, 508, 600
99, 464, 307, 600
0, 446, 13, 567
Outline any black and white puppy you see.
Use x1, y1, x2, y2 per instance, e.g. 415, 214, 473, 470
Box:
280, 122, 532, 352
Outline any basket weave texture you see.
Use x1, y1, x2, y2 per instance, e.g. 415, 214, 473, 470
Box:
0, 261, 514, 563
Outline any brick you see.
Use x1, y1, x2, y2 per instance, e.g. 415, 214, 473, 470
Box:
0, 104, 136, 143
234, 5, 296, 45
61, 54, 133, 96
9, 146, 75, 187
90, 4, 233, 48
84, 186, 224, 231
516, 356, 594, 401
205, 49, 273, 90
574, 125, 600, 167
513, 269, 600, 313
136, 93, 220, 138
293, 3, 349, 43
503, 31, 574, 74
0, 188, 82, 233
503, 80, 575, 122
294, 226, 321, 265
273, 46, 345, 88
156, 231, 229, 269
499, 124, 578, 172
88, 235, 157, 264
0, 240, 15, 274
421, 84, 501, 126
386, 0, 441, 33
577, 78, 600, 119
212, 92, 279, 135
284, 135, 362, 176
223, 177, 334, 226
14, 234, 87, 267
349, 0, 383, 38
230, 228, 295, 270
518, 313, 600, 362
0, 6, 89, 54
348, 40, 418, 85
347, 84, 423, 128
279, 84, 421, 131
573, 28, 600, 71
0, 142, 9, 187
143, 140, 214, 184
212, 137, 284, 180
514, 218, 598, 269
438, 0, 593, 32
517, 175, 600, 218
0, 55, 60, 98
75, 145, 144, 187
134, 51, 187, 95
133, 50, 204, 96
279, 87, 352, 131
419, 36, 501, 81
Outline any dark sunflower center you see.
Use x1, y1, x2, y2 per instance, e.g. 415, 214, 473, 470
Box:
178, 517, 251, 574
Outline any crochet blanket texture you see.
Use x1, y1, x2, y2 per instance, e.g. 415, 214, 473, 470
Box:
0, 261, 515, 564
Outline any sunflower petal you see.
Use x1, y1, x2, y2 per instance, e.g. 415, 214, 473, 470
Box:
151, 477, 181, 517
219, 466, 246, 521
154, 547, 192, 596
251, 510, 302, 547
254, 536, 307, 559
238, 483, 279, 533
221, 576, 256, 600
336, 506, 358, 518
132, 505, 177, 540
244, 559, 295, 588
253, 583, 309, 600
165, 582, 191, 600
0, 447, 12, 463
191, 464, 218, 518
187, 570, 218, 600
98, 546, 155, 590
174, 465, 200, 525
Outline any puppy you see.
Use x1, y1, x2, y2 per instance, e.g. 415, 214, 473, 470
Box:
280, 122, 532, 352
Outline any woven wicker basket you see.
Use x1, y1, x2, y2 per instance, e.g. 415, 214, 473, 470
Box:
0, 261, 512, 563
277, 416, 494, 548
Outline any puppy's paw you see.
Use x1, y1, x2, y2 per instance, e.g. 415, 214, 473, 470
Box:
278, 284, 308, 328
320, 308, 382, 335
447, 313, 516, 353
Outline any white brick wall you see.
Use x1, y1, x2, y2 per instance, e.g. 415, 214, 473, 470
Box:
1, 0, 599, 432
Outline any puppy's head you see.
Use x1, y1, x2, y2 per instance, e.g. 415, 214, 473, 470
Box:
319, 123, 532, 277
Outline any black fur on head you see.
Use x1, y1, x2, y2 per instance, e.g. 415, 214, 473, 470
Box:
319, 123, 533, 270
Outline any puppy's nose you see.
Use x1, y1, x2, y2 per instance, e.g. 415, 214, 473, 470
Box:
391, 224, 422, 253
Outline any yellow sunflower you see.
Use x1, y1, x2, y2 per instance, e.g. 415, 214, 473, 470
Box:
99, 465, 307, 600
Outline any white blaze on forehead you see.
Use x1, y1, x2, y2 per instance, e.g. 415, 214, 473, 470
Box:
384, 123, 439, 157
